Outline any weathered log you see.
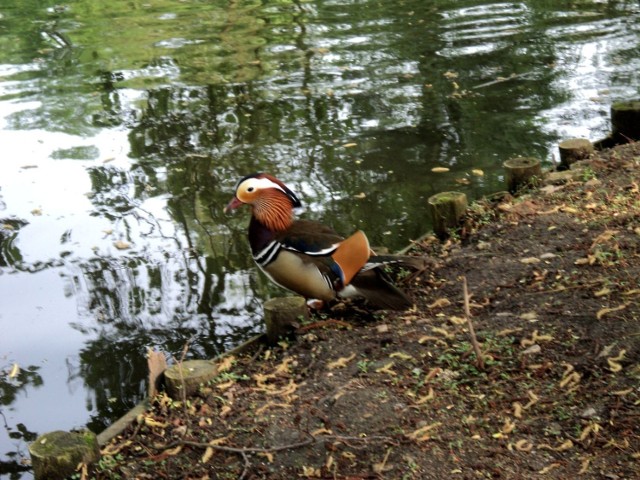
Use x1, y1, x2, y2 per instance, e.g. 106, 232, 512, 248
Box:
611, 99, 640, 143
503, 157, 542, 193
147, 348, 167, 400
29, 430, 100, 480
264, 296, 308, 344
558, 138, 594, 169
427, 191, 468, 240
164, 359, 218, 400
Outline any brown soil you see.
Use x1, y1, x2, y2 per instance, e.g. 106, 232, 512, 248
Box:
89, 143, 639, 480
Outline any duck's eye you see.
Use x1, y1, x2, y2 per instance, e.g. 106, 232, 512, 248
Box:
247, 187, 254, 192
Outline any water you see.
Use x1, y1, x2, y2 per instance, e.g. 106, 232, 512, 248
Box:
1, 0, 638, 476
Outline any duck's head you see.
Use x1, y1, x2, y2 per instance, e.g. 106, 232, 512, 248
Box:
225, 173, 302, 230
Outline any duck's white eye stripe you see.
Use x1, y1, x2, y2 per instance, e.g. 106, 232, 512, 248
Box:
242, 177, 285, 193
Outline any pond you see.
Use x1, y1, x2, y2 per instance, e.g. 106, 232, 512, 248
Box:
0, 0, 638, 476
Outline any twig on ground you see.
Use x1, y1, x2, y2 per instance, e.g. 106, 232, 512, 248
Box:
463, 276, 485, 370
174, 338, 194, 418
151, 432, 393, 478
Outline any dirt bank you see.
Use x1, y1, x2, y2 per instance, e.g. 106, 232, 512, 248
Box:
89, 142, 639, 480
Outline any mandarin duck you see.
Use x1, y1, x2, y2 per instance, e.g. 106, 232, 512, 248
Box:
225, 172, 421, 310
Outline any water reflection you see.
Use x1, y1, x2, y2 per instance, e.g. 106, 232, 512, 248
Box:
1, 0, 639, 476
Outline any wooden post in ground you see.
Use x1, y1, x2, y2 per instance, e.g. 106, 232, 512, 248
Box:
29, 430, 100, 479
427, 191, 468, 240
264, 296, 308, 345
558, 138, 594, 169
503, 157, 542, 193
164, 359, 218, 400
611, 100, 640, 143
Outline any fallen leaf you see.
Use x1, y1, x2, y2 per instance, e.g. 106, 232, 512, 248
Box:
301, 466, 321, 477
448, 316, 467, 325
113, 240, 131, 250
254, 402, 290, 415
497, 327, 523, 336
590, 229, 618, 248
375, 362, 397, 376
406, 422, 441, 441
342, 142, 357, 148
538, 463, 561, 474
418, 335, 446, 345
414, 388, 435, 405
341, 451, 356, 460
523, 390, 539, 409
596, 303, 628, 320
9, 363, 19, 379
520, 257, 540, 264
520, 330, 553, 347
216, 380, 235, 391
273, 357, 292, 375
265, 379, 298, 396
579, 422, 600, 441
327, 353, 356, 369
559, 371, 581, 389
501, 419, 516, 434
514, 439, 533, 452
200, 447, 215, 463
471, 169, 484, 176
607, 349, 626, 372
560, 206, 579, 214
612, 388, 633, 396
389, 351, 412, 361
325, 454, 334, 470
578, 458, 591, 474
554, 440, 573, 451
143, 416, 168, 428
512, 402, 523, 418
216, 355, 235, 373
432, 326, 454, 339
428, 298, 451, 309
258, 452, 274, 463
519, 312, 538, 322
431, 167, 450, 173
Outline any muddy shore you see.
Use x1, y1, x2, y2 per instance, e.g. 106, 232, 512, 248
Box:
88, 142, 639, 480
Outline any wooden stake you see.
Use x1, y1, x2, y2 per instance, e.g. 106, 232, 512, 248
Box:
503, 157, 542, 193
164, 359, 218, 400
147, 348, 167, 400
427, 191, 468, 240
611, 99, 640, 143
558, 138, 594, 169
29, 430, 100, 480
264, 296, 308, 345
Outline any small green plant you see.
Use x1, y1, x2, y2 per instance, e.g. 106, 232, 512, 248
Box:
581, 166, 596, 181
357, 359, 371, 373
